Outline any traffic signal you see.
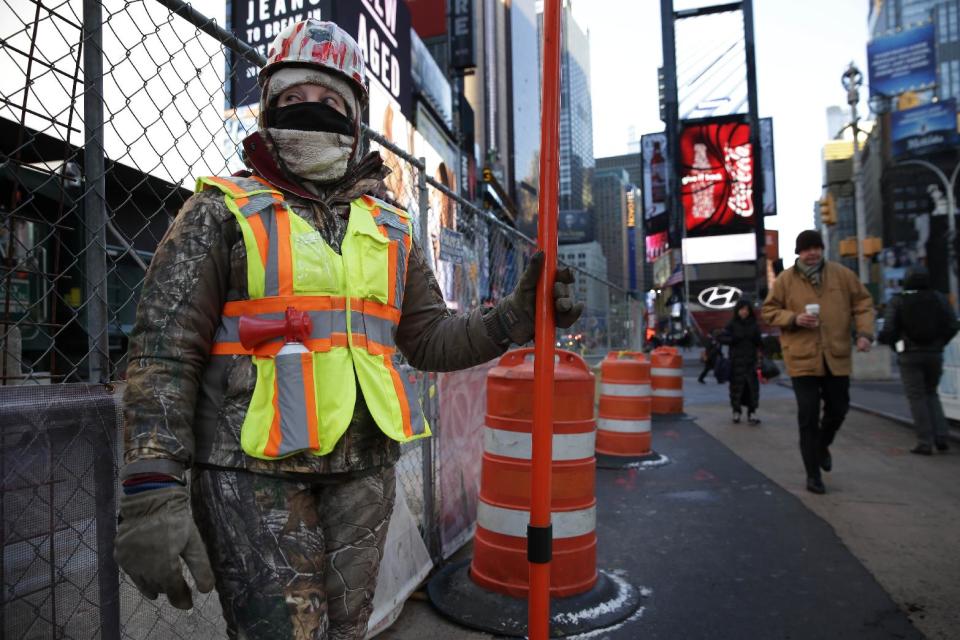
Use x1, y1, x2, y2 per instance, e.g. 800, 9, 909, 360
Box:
819, 193, 837, 226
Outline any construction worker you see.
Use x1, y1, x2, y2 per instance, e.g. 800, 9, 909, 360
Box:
113, 19, 582, 640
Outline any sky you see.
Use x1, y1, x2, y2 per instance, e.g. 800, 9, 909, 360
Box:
571, 0, 871, 259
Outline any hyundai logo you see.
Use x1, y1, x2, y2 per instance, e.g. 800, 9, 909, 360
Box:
697, 285, 742, 310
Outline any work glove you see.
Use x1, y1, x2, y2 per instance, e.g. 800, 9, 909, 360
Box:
496, 251, 585, 344
113, 485, 215, 609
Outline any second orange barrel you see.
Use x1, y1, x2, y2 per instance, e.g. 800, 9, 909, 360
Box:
471, 348, 597, 598
651, 346, 684, 414
596, 351, 652, 457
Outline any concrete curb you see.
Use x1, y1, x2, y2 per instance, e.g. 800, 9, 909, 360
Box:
775, 380, 960, 443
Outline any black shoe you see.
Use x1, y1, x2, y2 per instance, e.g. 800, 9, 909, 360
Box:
747, 413, 761, 425
806, 477, 826, 494
732, 412, 741, 424
935, 440, 949, 452
910, 444, 933, 456
819, 448, 832, 472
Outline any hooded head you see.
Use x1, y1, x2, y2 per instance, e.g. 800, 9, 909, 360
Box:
257, 19, 367, 184
732, 297, 755, 322
904, 265, 931, 291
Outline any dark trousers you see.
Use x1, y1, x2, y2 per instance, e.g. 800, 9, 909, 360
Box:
698, 362, 714, 382
898, 351, 948, 446
792, 370, 850, 479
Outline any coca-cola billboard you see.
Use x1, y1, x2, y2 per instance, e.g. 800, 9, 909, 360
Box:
641, 132, 669, 234
679, 121, 755, 237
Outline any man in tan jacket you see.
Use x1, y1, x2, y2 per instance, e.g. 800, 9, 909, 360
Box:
762, 230, 875, 494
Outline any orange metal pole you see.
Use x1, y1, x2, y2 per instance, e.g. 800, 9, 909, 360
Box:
529, 0, 561, 638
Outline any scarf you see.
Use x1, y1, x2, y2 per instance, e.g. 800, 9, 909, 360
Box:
265, 128, 355, 184
795, 257, 824, 288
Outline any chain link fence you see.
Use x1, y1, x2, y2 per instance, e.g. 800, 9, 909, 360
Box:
1, 0, 641, 637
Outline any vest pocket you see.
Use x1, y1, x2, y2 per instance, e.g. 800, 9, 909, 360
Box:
352, 228, 390, 303
292, 231, 340, 294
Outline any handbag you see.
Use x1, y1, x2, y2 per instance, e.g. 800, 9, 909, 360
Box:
714, 352, 732, 384
760, 357, 780, 381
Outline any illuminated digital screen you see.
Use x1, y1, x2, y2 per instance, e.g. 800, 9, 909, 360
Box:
680, 121, 754, 237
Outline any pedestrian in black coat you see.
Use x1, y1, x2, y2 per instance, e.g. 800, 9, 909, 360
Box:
719, 299, 763, 424
698, 330, 722, 383
878, 266, 959, 455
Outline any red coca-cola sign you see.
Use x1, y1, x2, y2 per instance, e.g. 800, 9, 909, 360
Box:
680, 122, 754, 237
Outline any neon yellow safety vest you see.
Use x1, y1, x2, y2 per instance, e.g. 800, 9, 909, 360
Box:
197, 175, 430, 460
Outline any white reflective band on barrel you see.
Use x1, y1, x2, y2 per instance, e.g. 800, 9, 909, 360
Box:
483, 427, 595, 461
477, 502, 596, 539
652, 389, 684, 397
596, 417, 651, 433
651, 367, 683, 377
600, 382, 652, 397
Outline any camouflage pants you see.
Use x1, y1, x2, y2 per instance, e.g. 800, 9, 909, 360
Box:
191, 465, 396, 640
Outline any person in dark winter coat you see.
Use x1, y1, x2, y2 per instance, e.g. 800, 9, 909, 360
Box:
698, 329, 722, 383
720, 299, 763, 423
878, 266, 959, 455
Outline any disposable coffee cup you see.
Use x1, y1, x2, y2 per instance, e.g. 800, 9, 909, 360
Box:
805, 304, 820, 316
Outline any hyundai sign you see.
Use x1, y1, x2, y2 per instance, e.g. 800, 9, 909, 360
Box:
867, 23, 937, 99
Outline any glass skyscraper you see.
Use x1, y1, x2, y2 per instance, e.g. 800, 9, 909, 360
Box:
539, 1, 595, 211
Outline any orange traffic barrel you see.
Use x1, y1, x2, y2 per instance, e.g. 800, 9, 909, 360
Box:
651, 346, 683, 415
427, 348, 643, 637
470, 348, 597, 598
597, 351, 652, 457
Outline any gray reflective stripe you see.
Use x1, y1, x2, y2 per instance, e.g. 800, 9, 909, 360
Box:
394, 237, 408, 305
483, 427, 595, 460
352, 311, 396, 346
274, 351, 313, 456
597, 417, 651, 434
263, 207, 280, 297
600, 382, 652, 397
652, 389, 684, 397
376, 209, 411, 234
228, 176, 278, 195
238, 193, 280, 217
477, 502, 595, 539
310, 310, 348, 341
395, 361, 427, 436
651, 367, 682, 377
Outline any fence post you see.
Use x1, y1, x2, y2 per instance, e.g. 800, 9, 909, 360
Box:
82, 0, 110, 385
416, 157, 437, 560
82, 2, 120, 637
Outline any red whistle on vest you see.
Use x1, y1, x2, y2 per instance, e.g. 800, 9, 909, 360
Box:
238, 307, 313, 350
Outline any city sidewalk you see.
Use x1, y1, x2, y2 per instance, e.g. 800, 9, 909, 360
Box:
377, 375, 960, 639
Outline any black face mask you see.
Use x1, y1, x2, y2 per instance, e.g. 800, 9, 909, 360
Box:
265, 101, 354, 136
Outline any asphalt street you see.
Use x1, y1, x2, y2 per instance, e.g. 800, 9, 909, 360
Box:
378, 369, 960, 640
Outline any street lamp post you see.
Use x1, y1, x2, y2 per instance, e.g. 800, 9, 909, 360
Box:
896, 158, 960, 313
842, 62, 869, 284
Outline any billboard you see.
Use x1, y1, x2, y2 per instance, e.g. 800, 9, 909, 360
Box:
679, 121, 755, 237
449, 0, 476, 70
681, 233, 757, 265
760, 117, 777, 216
558, 209, 593, 244
645, 229, 669, 263
228, 0, 414, 119
640, 132, 669, 233
227, 1, 324, 108
891, 99, 959, 158
867, 23, 937, 99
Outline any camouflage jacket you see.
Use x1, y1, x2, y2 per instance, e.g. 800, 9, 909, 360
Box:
122, 147, 508, 478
